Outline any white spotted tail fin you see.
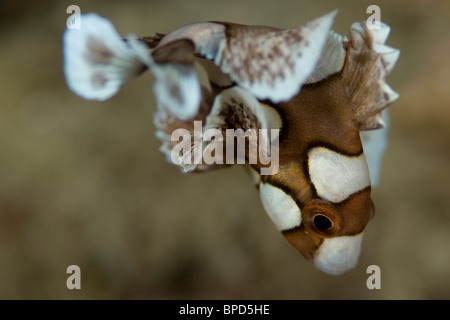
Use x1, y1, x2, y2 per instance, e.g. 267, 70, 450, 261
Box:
63, 13, 149, 100
63, 14, 202, 121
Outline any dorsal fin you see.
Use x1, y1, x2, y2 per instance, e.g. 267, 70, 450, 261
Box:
145, 11, 338, 103
341, 22, 400, 131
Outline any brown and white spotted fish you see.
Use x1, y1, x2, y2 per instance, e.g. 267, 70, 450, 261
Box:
63, 10, 399, 275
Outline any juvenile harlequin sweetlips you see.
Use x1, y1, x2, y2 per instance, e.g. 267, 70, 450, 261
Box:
63, 10, 399, 275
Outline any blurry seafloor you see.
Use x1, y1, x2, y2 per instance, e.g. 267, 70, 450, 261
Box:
0, 0, 449, 299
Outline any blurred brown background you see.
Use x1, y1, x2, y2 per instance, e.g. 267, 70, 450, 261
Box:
0, 0, 449, 299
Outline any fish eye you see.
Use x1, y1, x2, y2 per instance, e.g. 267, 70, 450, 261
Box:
302, 199, 341, 237
313, 214, 333, 231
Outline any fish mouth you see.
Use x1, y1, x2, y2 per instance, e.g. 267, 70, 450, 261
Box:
313, 232, 364, 275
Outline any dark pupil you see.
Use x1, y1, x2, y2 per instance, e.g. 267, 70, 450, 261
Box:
313, 214, 333, 230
